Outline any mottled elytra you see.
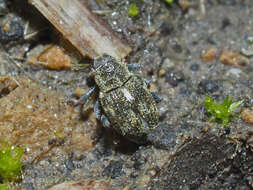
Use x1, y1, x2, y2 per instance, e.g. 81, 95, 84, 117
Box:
78, 54, 160, 144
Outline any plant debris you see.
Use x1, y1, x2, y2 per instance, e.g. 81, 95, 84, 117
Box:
204, 94, 243, 126
0, 142, 24, 182
128, 4, 139, 17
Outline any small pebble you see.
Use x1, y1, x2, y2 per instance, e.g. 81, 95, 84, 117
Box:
241, 36, 253, 56
197, 79, 220, 94
138, 175, 151, 185
225, 68, 242, 78
74, 87, 86, 98
35, 45, 73, 70
148, 169, 157, 177
160, 22, 174, 35
221, 17, 231, 30
48, 180, 110, 190
206, 36, 217, 45
102, 160, 124, 179
201, 47, 217, 61
149, 83, 158, 92
0, 76, 19, 97
25, 183, 35, 190
219, 50, 249, 67
189, 64, 199, 71
165, 71, 184, 87
179, 86, 192, 95
158, 69, 166, 77
241, 108, 253, 124
0, 21, 24, 44
162, 58, 175, 69
172, 42, 183, 54
178, 0, 191, 12
243, 97, 253, 108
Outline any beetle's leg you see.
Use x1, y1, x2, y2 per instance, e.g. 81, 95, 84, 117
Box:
144, 79, 150, 88
94, 100, 102, 120
128, 63, 142, 72
140, 117, 149, 131
151, 92, 162, 103
86, 76, 96, 87
78, 86, 96, 105
101, 114, 110, 128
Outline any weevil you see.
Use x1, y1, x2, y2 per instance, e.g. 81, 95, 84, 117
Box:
79, 54, 161, 144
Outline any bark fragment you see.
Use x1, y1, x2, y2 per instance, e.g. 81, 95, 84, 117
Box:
29, 0, 131, 59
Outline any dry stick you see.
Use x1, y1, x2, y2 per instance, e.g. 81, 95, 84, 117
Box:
28, 0, 131, 59
200, 0, 206, 17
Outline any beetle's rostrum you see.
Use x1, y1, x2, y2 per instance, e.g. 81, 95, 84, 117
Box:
79, 54, 160, 144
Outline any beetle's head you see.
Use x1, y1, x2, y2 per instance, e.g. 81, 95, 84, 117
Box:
93, 54, 131, 92
93, 54, 117, 74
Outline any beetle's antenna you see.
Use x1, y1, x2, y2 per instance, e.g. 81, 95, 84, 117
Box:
93, 55, 104, 71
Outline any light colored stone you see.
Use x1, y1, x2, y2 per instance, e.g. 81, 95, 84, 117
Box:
201, 47, 217, 61
48, 180, 110, 190
241, 108, 253, 124
219, 50, 249, 67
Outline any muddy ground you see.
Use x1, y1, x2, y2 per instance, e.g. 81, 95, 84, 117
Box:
1, 0, 253, 189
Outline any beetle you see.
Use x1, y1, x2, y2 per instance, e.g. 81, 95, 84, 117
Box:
78, 54, 161, 144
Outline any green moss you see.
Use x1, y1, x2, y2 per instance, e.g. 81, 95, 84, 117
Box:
128, 4, 139, 17
0, 184, 9, 190
204, 94, 243, 126
165, 0, 174, 4
0, 142, 24, 182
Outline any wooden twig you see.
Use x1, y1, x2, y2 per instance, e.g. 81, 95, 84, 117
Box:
200, 0, 206, 17
28, 0, 131, 59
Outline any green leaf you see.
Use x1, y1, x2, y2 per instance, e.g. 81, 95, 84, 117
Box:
0, 142, 24, 181
0, 184, 9, 190
204, 94, 243, 126
229, 100, 244, 113
128, 4, 139, 17
165, 0, 174, 4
